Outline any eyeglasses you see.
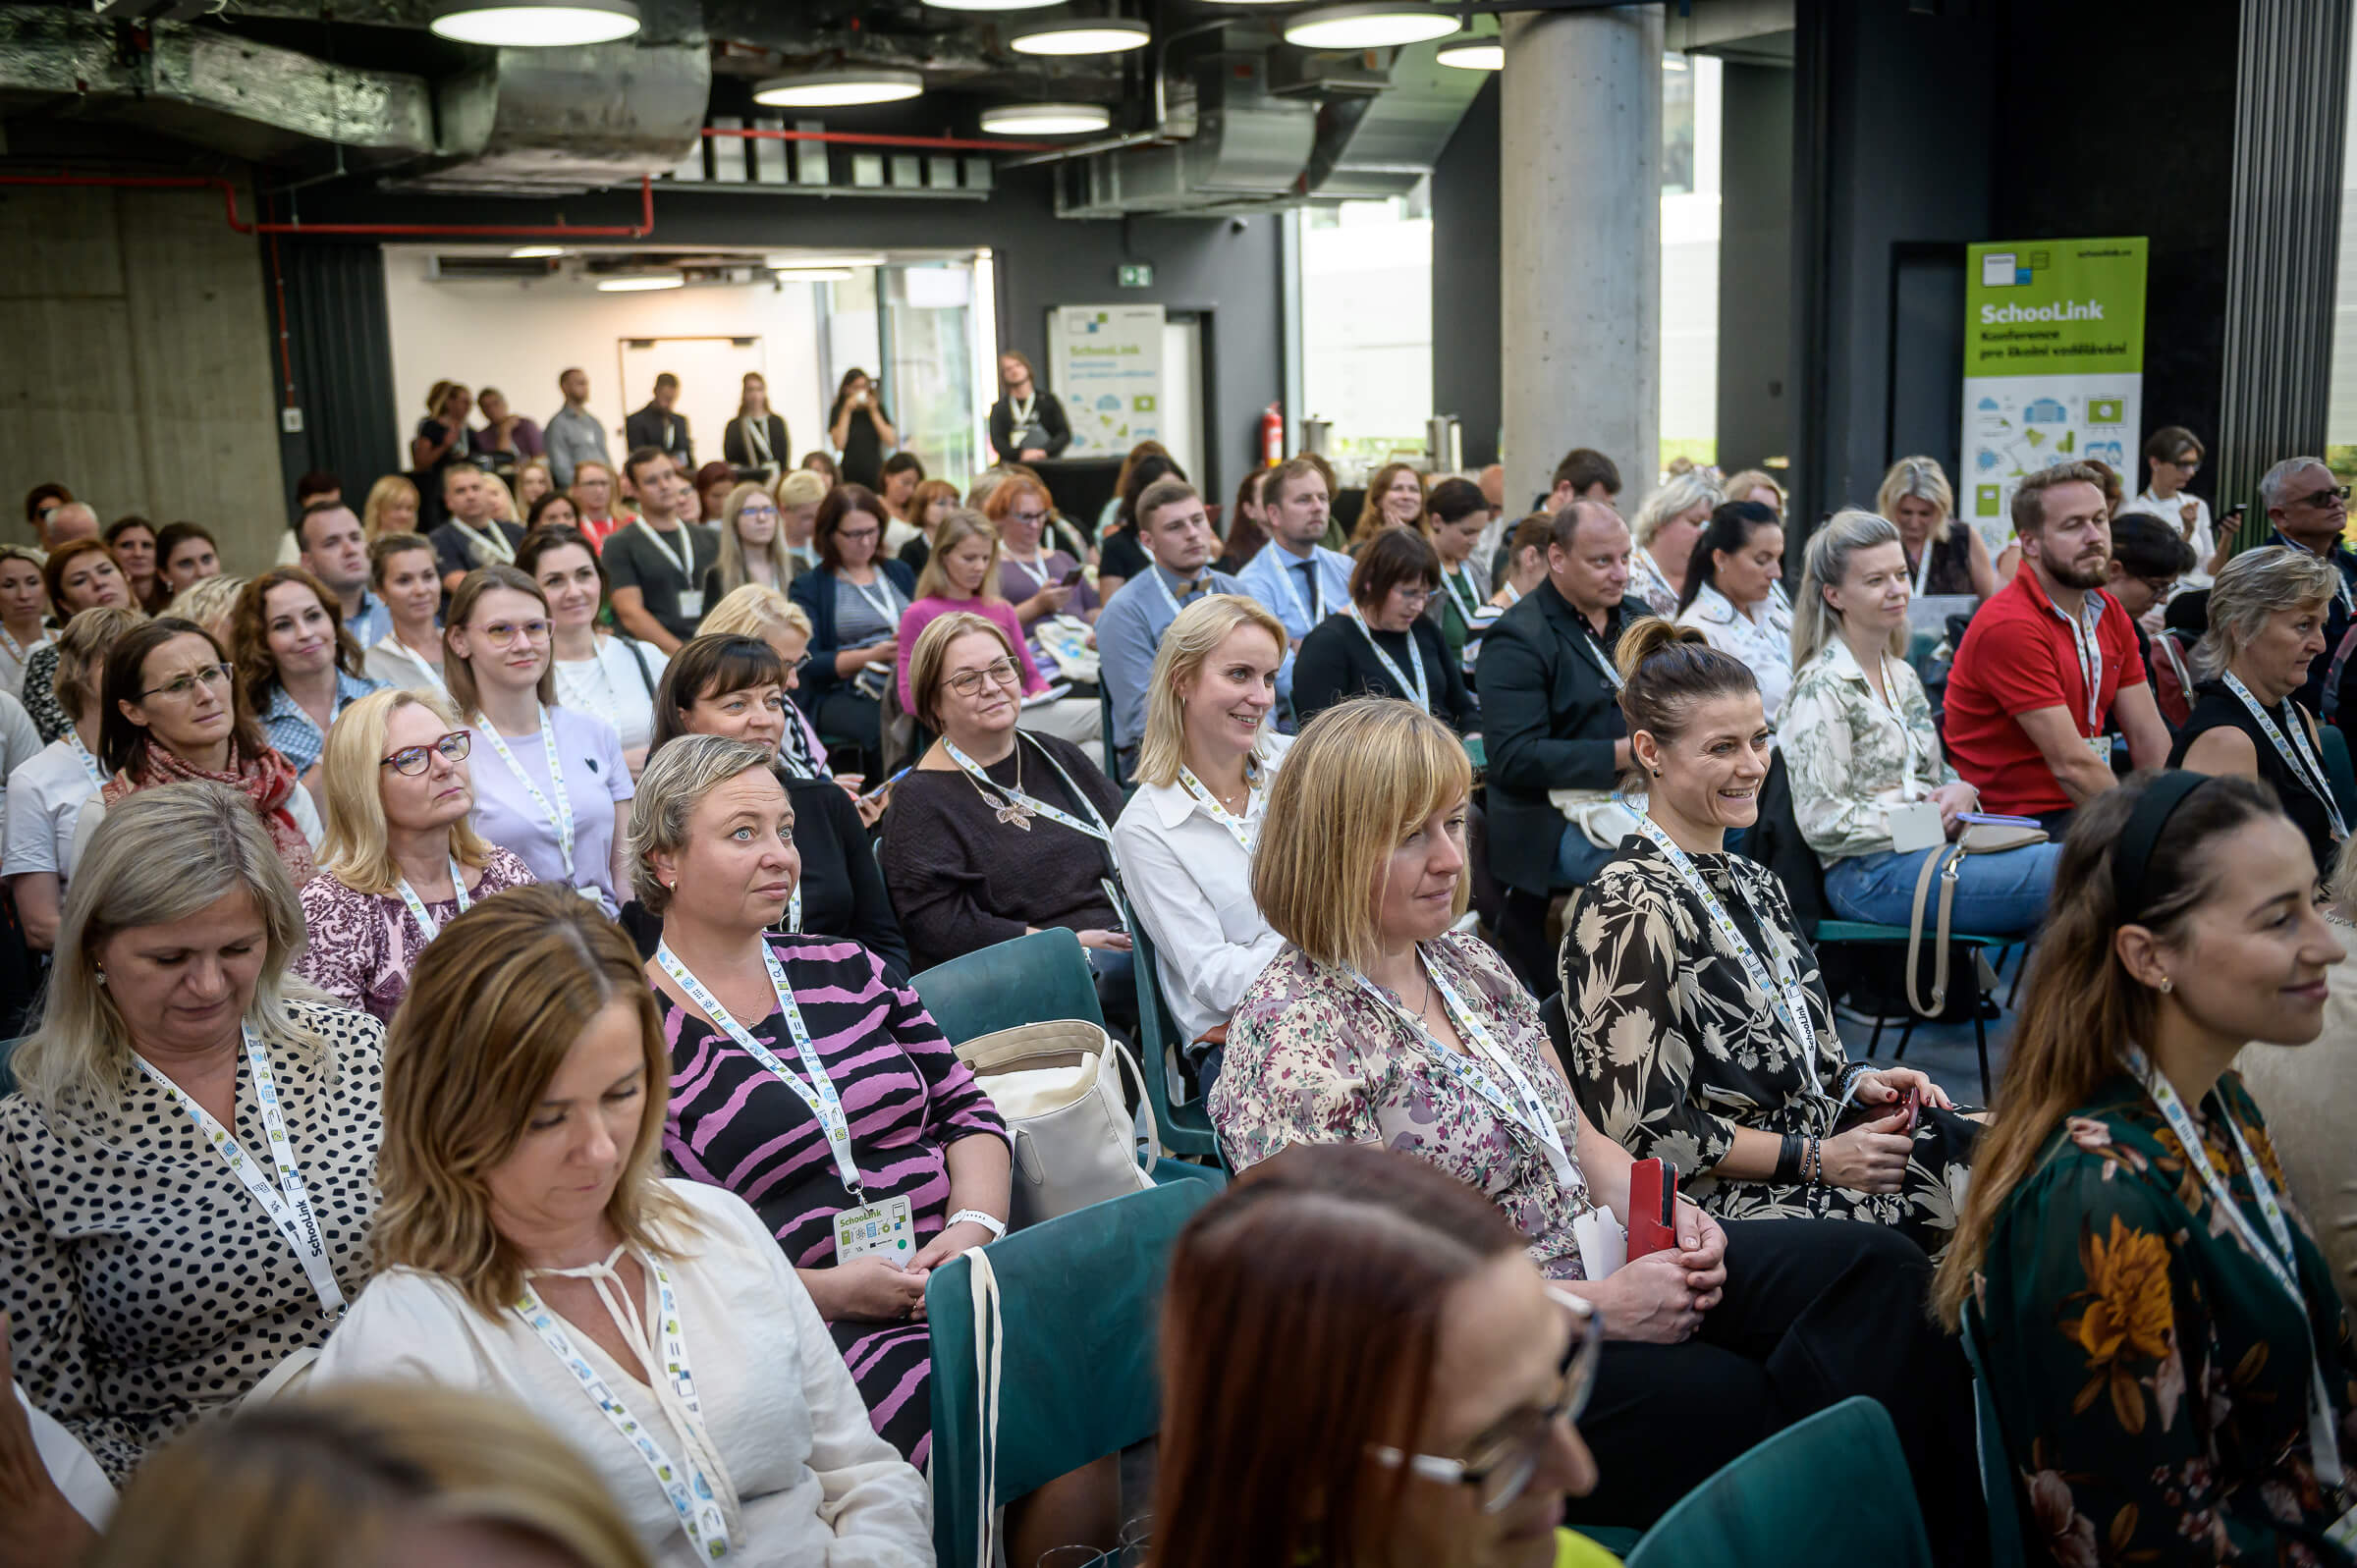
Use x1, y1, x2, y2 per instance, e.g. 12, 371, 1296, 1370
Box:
782, 649, 812, 674
2168, 457, 2201, 473
1368, 1288, 1602, 1515
1394, 587, 1435, 609
477, 619, 553, 647
2137, 573, 2181, 599
1011, 509, 1050, 526
740, 504, 779, 520
2294, 485, 2352, 508
381, 730, 470, 776
946, 657, 1022, 697
837, 527, 881, 544
140, 663, 233, 701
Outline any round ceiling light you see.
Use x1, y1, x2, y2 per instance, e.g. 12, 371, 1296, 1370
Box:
752, 69, 925, 108
429, 0, 640, 46
1283, 2, 1459, 50
1009, 19, 1151, 55
1436, 37, 1504, 70
979, 103, 1114, 136
596, 272, 684, 293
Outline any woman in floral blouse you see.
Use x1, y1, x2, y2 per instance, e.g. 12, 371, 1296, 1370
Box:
1781, 510, 2059, 933
1560, 619, 1979, 1259
1936, 772, 2357, 1564
1213, 696, 1985, 1550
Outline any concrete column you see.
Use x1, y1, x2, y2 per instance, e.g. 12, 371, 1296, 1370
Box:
1500, 5, 1661, 511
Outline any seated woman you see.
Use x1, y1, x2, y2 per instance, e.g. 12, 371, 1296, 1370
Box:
444, 565, 632, 913
1291, 526, 1479, 734
786, 483, 912, 773
1424, 476, 1494, 675
2, 783, 383, 1484
698, 585, 855, 798
1672, 501, 1793, 726
1111, 595, 1291, 1099
986, 471, 1098, 628
1155, 1143, 1615, 1568
359, 532, 449, 693
3, 606, 141, 952
311, 884, 933, 1568
894, 509, 1100, 747
1781, 511, 2061, 933
881, 613, 1133, 1012
295, 687, 536, 1020
627, 736, 1007, 1467
627, 635, 907, 979
702, 481, 797, 606
891, 476, 960, 577
154, 521, 222, 602
1208, 697, 1981, 1551
1879, 456, 1995, 601
0, 544, 52, 701
73, 617, 322, 885
2168, 545, 2345, 877
1625, 473, 1719, 619
25, 540, 135, 742
1562, 620, 1978, 1259
1938, 773, 2357, 1559
1348, 460, 1429, 552
521, 525, 667, 779
232, 567, 385, 782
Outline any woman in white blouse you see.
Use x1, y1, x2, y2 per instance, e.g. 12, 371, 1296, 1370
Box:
313, 883, 932, 1568
1111, 595, 1292, 1101
0, 544, 48, 701
1673, 500, 1795, 726
521, 526, 668, 778
2, 607, 139, 952
360, 532, 447, 693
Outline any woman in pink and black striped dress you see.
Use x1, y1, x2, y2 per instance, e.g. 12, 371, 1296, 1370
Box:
628, 733, 1012, 1464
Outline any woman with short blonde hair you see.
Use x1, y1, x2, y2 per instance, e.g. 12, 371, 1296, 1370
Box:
1877, 455, 1995, 599
360, 474, 421, 541
1626, 471, 1724, 618
773, 467, 828, 573
1722, 468, 1787, 517
165, 572, 247, 648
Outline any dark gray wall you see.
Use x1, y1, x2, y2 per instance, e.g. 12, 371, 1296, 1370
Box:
1715, 62, 1794, 479
1431, 76, 1503, 470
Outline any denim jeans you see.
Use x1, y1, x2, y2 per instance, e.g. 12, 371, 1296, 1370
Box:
1555, 823, 1619, 887
1822, 839, 2063, 937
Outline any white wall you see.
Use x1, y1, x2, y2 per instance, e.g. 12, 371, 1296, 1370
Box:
380, 247, 827, 476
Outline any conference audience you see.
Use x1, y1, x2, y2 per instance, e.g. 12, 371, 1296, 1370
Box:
2, 784, 383, 1483
234, 568, 384, 780
1468, 512, 1554, 658
1559, 622, 1977, 1259
25, 541, 136, 741
1943, 462, 2168, 832
521, 525, 667, 778
359, 532, 448, 692
1425, 475, 1494, 673
1938, 773, 2357, 1561
1234, 457, 1351, 701
1672, 500, 1793, 725
985, 470, 1097, 626
443, 565, 632, 912
604, 451, 718, 654
153, 522, 221, 598
892, 509, 1099, 746
2, 606, 138, 950
788, 482, 913, 769
295, 687, 536, 1020
1351, 460, 1428, 550
360, 474, 421, 541
894, 477, 960, 575
1096, 478, 1248, 770
1292, 525, 1479, 733
1625, 471, 1719, 618
2168, 546, 2346, 877
311, 884, 934, 1568
1094, 449, 1185, 600
703, 481, 796, 606
99, 515, 164, 614
1208, 698, 1981, 1551
2258, 454, 2357, 713
1879, 456, 1995, 600
1781, 512, 2060, 931
428, 466, 523, 593
697, 585, 843, 789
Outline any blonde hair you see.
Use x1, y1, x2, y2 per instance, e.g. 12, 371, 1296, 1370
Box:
1630, 472, 1724, 549
1136, 595, 1289, 788
912, 510, 1005, 602
90, 1381, 650, 1568
1790, 509, 1909, 669
52, 604, 147, 724
17, 782, 319, 1115
375, 884, 694, 1317
169, 572, 247, 646
699, 581, 811, 642
907, 610, 1015, 731
1876, 456, 1955, 546
1723, 468, 1786, 511
624, 734, 778, 915
1251, 698, 1471, 971
441, 565, 556, 719
315, 688, 495, 896
713, 481, 795, 602
360, 474, 421, 541
513, 457, 555, 504
775, 467, 828, 510
2195, 545, 2341, 678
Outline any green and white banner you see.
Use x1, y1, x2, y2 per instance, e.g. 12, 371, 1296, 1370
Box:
1960, 237, 2148, 549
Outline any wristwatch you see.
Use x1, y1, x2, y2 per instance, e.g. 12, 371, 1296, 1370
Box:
947, 1209, 1007, 1241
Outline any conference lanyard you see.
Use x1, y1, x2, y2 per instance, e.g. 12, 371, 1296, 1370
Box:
514, 1259, 735, 1559
655, 941, 860, 1192
384, 637, 448, 693
1627, 812, 1826, 1095
1347, 607, 1428, 712
945, 735, 1119, 860
1910, 540, 1935, 598
1441, 564, 1483, 627
2222, 672, 2349, 841
742, 415, 774, 468
1178, 762, 1262, 854
849, 573, 904, 633
2040, 587, 2107, 732
464, 521, 515, 566
1573, 619, 1623, 692
633, 518, 695, 586
1150, 568, 1203, 622
64, 730, 107, 788
1268, 551, 1326, 628
474, 712, 579, 887
1009, 393, 1036, 433
1347, 957, 1578, 1191
2123, 1044, 2346, 1491
1005, 551, 1056, 596
393, 855, 472, 943
136, 1025, 345, 1318
0, 626, 33, 667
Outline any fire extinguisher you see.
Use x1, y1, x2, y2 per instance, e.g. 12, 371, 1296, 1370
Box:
1261, 403, 1285, 466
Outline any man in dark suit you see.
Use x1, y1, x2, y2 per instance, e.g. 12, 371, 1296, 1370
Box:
1473, 500, 1647, 991
624, 372, 692, 467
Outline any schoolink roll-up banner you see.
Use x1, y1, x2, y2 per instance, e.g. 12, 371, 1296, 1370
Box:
1050, 303, 1165, 457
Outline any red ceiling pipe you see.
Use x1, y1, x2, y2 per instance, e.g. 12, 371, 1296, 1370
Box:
701, 126, 1069, 153
0, 172, 656, 238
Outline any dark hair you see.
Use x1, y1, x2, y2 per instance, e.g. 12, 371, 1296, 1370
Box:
2144, 424, 2204, 465
2109, 510, 2198, 581
1552, 447, 1619, 499
24, 482, 72, 525
516, 524, 610, 609
653, 371, 679, 393
1134, 477, 1201, 534
1349, 524, 1441, 610
1613, 618, 1757, 757
295, 470, 342, 505
1262, 458, 1325, 514
799, 452, 840, 483
1117, 455, 1186, 534
232, 567, 364, 715
1675, 500, 1782, 616
650, 634, 788, 752
813, 484, 888, 572
98, 616, 267, 774
882, 452, 926, 483
1507, 513, 1554, 564
293, 497, 356, 550
1225, 469, 1274, 568
1424, 477, 1489, 528
43, 539, 126, 612
2164, 587, 2211, 638
104, 514, 154, 548
368, 531, 436, 587
525, 490, 582, 531
827, 368, 888, 425
692, 460, 736, 498
153, 520, 216, 571
623, 445, 675, 491
2012, 460, 2107, 539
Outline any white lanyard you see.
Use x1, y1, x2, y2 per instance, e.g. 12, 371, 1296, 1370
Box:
1860, 654, 1925, 799
2123, 1044, 2345, 1488
1347, 956, 1579, 1191
1009, 393, 1037, 435
387, 637, 448, 693
136, 1025, 345, 1317
1150, 567, 1189, 622
2223, 672, 2348, 841
2041, 586, 2106, 731
558, 652, 622, 734
848, 572, 903, 633
1347, 607, 1429, 711
1005, 551, 1055, 595
0, 625, 31, 666
515, 1258, 734, 1558
654, 942, 860, 1192
393, 854, 472, 943
65, 730, 107, 788
1440, 563, 1482, 626
1268, 550, 1325, 628
1571, 617, 1623, 691
1178, 763, 1261, 853
475, 711, 577, 885
463, 521, 515, 565
741, 415, 774, 467
945, 735, 1118, 860
633, 518, 694, 586
1910, 539, 1935, 597
1628, 812, 1827, 1095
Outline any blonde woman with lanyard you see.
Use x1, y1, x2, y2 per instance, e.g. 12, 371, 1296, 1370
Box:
444, 565, 633, 913
0, 544, 48, 701
1289, 526, 1478, 733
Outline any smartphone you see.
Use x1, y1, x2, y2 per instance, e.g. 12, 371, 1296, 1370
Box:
1626, 1158, 1680, 1260
1891, 1086, 1922, 1135
1058, 566, 1085, 588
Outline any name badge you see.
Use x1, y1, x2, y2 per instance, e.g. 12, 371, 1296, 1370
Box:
2085, 734, 2112, 765
834, 1193, 916, 1266
678, 589, 705, 619
1886, 799, 1946, 856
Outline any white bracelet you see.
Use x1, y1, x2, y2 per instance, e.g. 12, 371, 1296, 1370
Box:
947, 1209, 1006, 1241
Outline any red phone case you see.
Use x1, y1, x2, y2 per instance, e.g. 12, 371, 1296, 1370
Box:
1895, 1086, 1922, 1134
1627, 1158, 1679, 1260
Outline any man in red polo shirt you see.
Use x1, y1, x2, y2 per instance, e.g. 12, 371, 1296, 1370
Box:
1945, 462, 2171, 830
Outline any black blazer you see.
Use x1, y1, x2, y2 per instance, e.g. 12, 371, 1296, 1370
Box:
787, 559, 918, 710
723, 413, 791, 470
624, 402, 692, 464
989, 391, 1072, 460
1474, 587, 1639, 896
1291, 613, 1478, 734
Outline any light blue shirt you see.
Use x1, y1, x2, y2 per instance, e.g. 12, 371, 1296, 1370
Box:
342, 587, 391, 652
261, 668, 385, 774
1234, 539, 1353, 703
1095, 563, 1249, 753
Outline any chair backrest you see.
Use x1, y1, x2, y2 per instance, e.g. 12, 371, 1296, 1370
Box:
1623, 1396, 1931, 1568
1098, 681, 1126, 788
2321, 722, 2357, 827
1961, 1313, 2031, 1568
1123, 916, 1222, 1161
926, 1179, 1219, 1568
910, 928, 1105, 1046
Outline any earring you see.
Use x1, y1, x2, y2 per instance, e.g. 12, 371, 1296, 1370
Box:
2159, 975, 2173, 993
1649, 767, 1662, 779
94, 967, 107, 987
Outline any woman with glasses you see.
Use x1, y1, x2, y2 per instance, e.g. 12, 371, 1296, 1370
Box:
787, 483, 913, 773
25, 541, 136, 742
521, 526, 667, 780
295, 687, 536, 1020
70, 617, 321, 884
1153, 1143, 1614, 1568
1878, 456, 1994, 601
1290, 527, 1478, 734
704, 482, 797, 607
985, 472, 1097, 629
894, 510, 1101, 747
444, 565, 633, 914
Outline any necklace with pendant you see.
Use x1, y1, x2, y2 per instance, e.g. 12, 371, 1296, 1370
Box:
970, 742, 1034, 829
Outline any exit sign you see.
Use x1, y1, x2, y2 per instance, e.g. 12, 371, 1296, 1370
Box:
1118, 262, 1154, 289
